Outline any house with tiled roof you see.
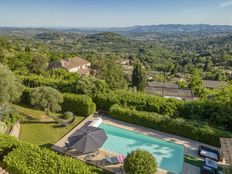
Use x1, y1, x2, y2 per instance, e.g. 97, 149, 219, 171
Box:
48, 57, 91, 75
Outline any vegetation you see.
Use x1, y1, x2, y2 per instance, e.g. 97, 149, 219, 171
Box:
0, 64, 22, 105
30, 86, 63, 112
184, 155, 203, 168
189, 68, 205, 97
132, 61, 147, 91
109, 104, 232, 146
19, 117, 84, 147
178, 85, 232, 131
101, 58, 128, 90
94, 90, 181, 115
0, 121, 7, 134
223, 165, 232, 174
124, 149, 157, 174
62, 93, 96, 116
0, 134, 105, 174
19, 74, 109, 96
15, 104, 84, 147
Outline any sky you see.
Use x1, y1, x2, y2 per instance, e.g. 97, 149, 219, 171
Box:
0, 0, 232, 28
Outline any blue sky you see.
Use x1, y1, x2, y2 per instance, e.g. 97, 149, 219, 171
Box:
0, 0, 232, 27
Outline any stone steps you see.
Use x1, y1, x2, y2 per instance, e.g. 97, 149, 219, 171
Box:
0, 167, 9, 174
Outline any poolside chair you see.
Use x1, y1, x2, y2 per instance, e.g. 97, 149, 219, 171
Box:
198, 145, 220, 161
200, 158, 221, 174
63, 142, 71, 151
84, 150, 99, 161
103, 154, 125, 165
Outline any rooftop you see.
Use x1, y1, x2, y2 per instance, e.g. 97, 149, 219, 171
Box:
148, 81, 179, 89
146, 87, 194, 100
202, 80, 228, 89
61, 57, 90, 70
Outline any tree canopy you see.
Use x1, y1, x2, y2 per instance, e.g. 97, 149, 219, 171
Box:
30, 86, 63, 112
124, 149, 157, 174
132, 62, 147, 91
0, 64, 22, 106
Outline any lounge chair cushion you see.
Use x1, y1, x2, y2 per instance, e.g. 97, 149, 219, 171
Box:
105, 156, 119, 164
200, 150, 218, 161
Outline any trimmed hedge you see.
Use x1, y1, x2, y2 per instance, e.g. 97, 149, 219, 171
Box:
20, 88, 96, 117
62, 93, 96, 116
18, 75, 74, 93
94, 90, 182, 115
0, 135, 95, 174
109, 105, 232, 146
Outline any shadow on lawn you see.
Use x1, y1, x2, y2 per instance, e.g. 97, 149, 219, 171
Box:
40, 143, 54, 148
22, 121, 57, 124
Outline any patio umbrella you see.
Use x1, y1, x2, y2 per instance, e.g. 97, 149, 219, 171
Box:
68, 126, 107, 154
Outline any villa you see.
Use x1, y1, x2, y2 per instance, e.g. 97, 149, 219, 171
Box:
48, 57, 91, 75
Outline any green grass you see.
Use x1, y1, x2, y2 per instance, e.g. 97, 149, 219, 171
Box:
184, 155, 203, 167
14, 104, 52, 121
16, 104, 85, 147
19, 118, 84, 148
14, 104, 110, 174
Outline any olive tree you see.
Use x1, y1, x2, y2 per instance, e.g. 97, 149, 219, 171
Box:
0, 64, 23, 106
30, 86, 63, 112
124, 149, 157, 174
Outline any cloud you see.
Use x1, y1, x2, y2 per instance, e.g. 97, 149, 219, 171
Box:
219, 0, 232, 8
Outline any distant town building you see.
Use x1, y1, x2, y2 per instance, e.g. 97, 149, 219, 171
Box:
146, 81, 194, 101
48, 57, 91, 75
120, 59, 133, 74
173, 78, 228, 89
202, 80, 228, 89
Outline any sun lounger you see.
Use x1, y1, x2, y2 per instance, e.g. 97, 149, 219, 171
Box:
103, 154, 125, 165
84, 151, 99, 161
88, 117, 102, 128
198, 145, 220, 161
200, 158, 220, 174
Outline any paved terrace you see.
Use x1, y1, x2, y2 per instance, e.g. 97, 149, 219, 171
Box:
52, 115, 213, 174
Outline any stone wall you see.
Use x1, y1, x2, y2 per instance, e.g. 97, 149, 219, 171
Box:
9, 121, 20, 139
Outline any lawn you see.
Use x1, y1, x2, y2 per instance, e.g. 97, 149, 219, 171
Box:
15, 104, 85, 147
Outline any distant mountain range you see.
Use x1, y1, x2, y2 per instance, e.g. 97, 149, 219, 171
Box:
1, 24, 232, 35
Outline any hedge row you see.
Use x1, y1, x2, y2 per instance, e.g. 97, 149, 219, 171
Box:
61, 93, 96, 116
20, 88, 96, 116
109, 105, 232, 146
0, 135, 95, 174
94, 90, 182, 115
18, 75, 74, 93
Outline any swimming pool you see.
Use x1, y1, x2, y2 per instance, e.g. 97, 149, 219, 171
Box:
99, 123, 184, 174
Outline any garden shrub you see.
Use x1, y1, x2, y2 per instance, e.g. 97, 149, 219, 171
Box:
124, 149, 157, 174
109, 105, 232, 146
94, 90, 182, 115
0, 135, 95, 174
63, 111, 74, 119
20, 87, 32, 105
18, 75, 73, 93
62, 93, 96, 116
0, 121, 7, 134
30, 86, 63, 112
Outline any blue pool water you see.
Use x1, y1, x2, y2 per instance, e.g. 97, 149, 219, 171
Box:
99, 123, 184, 174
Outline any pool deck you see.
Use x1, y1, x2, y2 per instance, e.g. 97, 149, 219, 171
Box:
51, 114, 217, 174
